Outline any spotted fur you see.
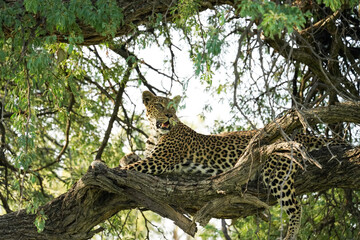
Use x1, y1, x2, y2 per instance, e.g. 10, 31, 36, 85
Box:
121, 91, 345, 240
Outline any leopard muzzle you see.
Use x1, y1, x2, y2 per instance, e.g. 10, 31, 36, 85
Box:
156, 120, 171, 131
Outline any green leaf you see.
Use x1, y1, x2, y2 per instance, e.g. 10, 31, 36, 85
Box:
24, 0, 39, 14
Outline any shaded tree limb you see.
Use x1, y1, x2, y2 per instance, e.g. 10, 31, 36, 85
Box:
2, 0, 235, 46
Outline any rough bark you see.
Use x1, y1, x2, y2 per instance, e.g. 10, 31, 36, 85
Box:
0, 102, 360, 240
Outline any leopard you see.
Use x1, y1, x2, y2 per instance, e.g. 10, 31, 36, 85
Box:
120, 90, 346, 240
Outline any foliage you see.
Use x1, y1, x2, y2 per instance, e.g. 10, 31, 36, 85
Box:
238, 0, 311, 38
228, 190, 360, 239
0, 0, 138, 232
0, 0, 360, 239
317, 0, 359, 11
23, 0, 124, 37
97, 210, 168, 240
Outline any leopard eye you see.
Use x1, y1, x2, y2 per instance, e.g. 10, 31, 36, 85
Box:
167, 102, 177, 110
168, 105, 175, 110
155, 103, 164, 110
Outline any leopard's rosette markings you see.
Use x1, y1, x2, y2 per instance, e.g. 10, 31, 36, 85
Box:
120, 91, 347, 240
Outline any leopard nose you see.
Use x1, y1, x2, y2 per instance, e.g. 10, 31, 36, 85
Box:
165, 113, 172, 118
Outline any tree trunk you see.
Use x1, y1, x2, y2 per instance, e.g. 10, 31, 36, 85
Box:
0, 102, 360, 240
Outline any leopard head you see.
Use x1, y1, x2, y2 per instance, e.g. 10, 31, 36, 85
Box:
142, 91, 181, 134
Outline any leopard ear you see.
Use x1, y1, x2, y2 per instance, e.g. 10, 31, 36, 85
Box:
172, 95, 181, 106
142, 91, 155, 106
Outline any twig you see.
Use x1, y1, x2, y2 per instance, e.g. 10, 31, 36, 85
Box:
233, 20, 257, 130
95, 67, 132, 160
0, 191, 12, 213
221, 219, 231, 240
34, 86, 75, 171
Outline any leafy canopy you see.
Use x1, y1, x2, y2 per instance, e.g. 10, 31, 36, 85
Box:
0, 0, 360, 238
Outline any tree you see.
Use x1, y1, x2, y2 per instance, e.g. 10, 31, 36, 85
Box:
0, 0, 359, 239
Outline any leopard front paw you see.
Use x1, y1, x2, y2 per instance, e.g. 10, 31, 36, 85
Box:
119, 152, 141, 167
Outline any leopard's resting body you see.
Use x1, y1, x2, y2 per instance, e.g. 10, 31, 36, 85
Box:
121, 91, 345, 240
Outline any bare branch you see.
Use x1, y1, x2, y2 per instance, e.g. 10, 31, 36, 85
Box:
95, 68, 131, 160
34, 88, 75, 172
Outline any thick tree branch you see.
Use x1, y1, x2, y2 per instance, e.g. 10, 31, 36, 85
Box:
2, 0, 235, 46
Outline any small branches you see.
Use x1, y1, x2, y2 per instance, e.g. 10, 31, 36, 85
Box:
109, 43, 168, 95
0, 192, 11, 214
233, 20, 257, 129
95, 67, 132, 160
33, 86, 75, 172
